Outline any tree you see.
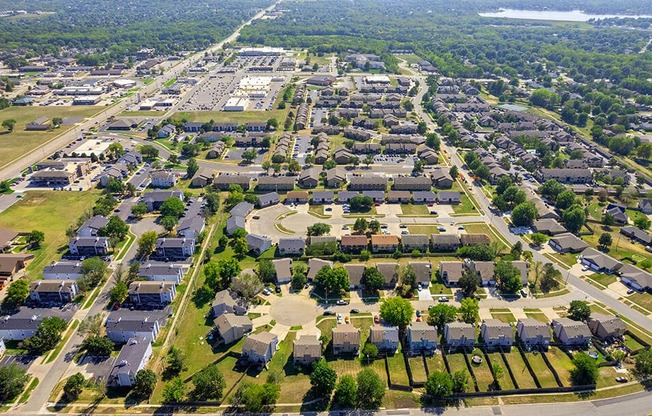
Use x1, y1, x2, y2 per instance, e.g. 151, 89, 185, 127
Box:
451, 370, 470, 393
359, 250, 370, 261
186, 157, 199, 178
353, 218, 368, 234
351, 370, 383, 410
361, 343, 378, 363
2, 119, 16, 132
556, 190, 576, 210
511, 201, 537, 227
379, 297, 414, 331
163, 377, 185, 403
459, 297, 479, 324
191, 364, 226, 400
241, 149, 257, 163
109, 281, 129, 305
349, 195, 373, 212
570, 353, 599, 386
0, 364, 28, 402
450, 165, 458, 179
80, 335, 114, 356
563, 205, 586, 233
230, 273, 263, 302
425, 371, 453, 399
568, 300, 591, 321
3, 279, 29, 309
399, 264, 417, 290
333, 374, 357, 408
101, 216, 129, 240
492, 363, 504, 389
257, 260, 276, 284
137, 231, 158, 257
494, 261, 522, 293
428, 304, 457, 332
107, 142, 125, 158
633, 349, 652, 378
131, 202, 148, 219
361, 267, 385, 292
22, 316, 67, 354
64, 373, 86, 401
530, 233, 548, 246
232, 382, 279, 412
637, 143, 652, 159
78, 314, 103, 337
458, 270, 480, 297
315, 266, 349, 295
540, 263, 561, 292
291, 265, 307, 291
288, 159, 302, 174
133, 369, 157, 398
456, 244, 494, 261
166, 347, 186, 376
160, 215, 178, 232
634, 216, 651, 230
160, 197, 185, 217
140, 145, 159, 160
598, 233, 612, 251
307, 223, 332, 236
539, 179, 566, 200
310, 359, 337, 398
26, 230, 45, 248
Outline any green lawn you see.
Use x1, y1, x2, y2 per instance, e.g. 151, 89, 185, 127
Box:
524, 312, 549, 323
386, 345, 410, 386
445, 353, 469, 375
0, 190, 99, 278
450, 181, 480, 215
588, 273, 617, 288
0, 106, 101, 168
486, 353, 515, 390
469, 348, 495, 392
545, 347, 574, 386
523, 352, 557, 388
424, 353, 447, 374
407, 225, 440, 235
628, 292, 652, 313
408, 356, 428, 383
503, 349, 537, 389
400, 204, 430, 216
490, 312, 517, 324
461, 223, 508, 253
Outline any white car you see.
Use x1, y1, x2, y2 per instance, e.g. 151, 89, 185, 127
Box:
337, 313, 343, 324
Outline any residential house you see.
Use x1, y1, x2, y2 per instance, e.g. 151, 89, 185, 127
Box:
333, 147, 355, 164
77, 216, 109, 237
620, 226, 652, 246
332, 324, 361, 355
242, 332, 279, 364
211, 289, 247, 317
226, 216, 245, 236
387, 191, 411, 203
362, 190, 385, 203
587, 314, 626, 340
340, 235, 368, 253
68, 237, 109, 256
307, 258, 332, 281
345, 264, 365, 289
551, 318, 592, 346
177, 217, 206, 240
638, 199, 652, 214
549, 233, 589, 253
469, 261, 495, 286
538, 168, 593, 184
325, 168, 347, 188
412, 262, 433, 287
190, 169, 214, 188
393, 176, 432, 191
150, 171, 177, 188
29, 280, 79, 304
293, 335, 322, 366
337, 191, 360, 203
312, 191, 335, 204
42, 261, 83, 280
129, 282, 176, 306
480, 319, 514, 350
286, 191, 310, 204
246, 234, 273, 256
444, 322, 476, 349
513, 261, 530, 286
0, 254, 34, 281
431, 235, 461, 252
437, 191, 460, 204
257, 176, 295, 192
278, 238, 306, 256
141, 190, 184, 212
407, 321, 438, 355
298, 168, 320, 189
214, 313, 253, 344
401, 234, 429, 253
376, 263, 399, 288
460, 234, 491, 246
618, 264, 652, 292
214, 175, 251, 191
369, 324, 399, 353
230, 201, 255, 218
0, 309, 70, 341
0, 228, 18, 253
105, 309, 166, 343
516, 318, 551, 350
532, 219, 567, 236
155, 238, 195, 259
109, 337, 152, 387
258, 192, 280, 208
413, 191, 437, 204
272, 258, 294, 284
604, 203, 629, 224
138, 263, 184, 284
579, 248, 622, 274
371, 235, 399, 253
439, 261, 465, 286
349, 176, 388, 191
431, 169, 454, 189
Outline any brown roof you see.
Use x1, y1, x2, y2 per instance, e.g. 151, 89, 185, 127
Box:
0, 253, 34, 274
332, 324, 360, 345
371, 235, 399, 245
345, 264, 365, 286
340, 235, 368, 246
287, 191, 309, 199
243, 332, 278, 356
293, 335, 322, 359
460, 234, 491, 245
0, 228, 18, 247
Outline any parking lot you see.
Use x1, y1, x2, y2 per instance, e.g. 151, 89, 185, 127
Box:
0, 354, 37, 372
224, 148, 266, 164
292, 135, 311, 165
374, 154, 415, 166
76, 355, 116, 381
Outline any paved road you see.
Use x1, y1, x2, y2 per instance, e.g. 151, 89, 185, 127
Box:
408, 71, 651, 331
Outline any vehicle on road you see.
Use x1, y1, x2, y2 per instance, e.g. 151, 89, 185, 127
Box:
350, 308, 359, 314
438, 226, 446, 232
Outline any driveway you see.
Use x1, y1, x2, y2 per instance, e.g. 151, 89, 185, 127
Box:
418, 288, 433, 301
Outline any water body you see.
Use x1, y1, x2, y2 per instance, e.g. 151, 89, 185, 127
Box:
478, 9, 652, 22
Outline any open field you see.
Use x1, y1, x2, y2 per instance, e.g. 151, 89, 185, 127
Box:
0, 190, 99, 277
627, 292, 652, 312
0, 106, 101, 168
172, 108, 289, 124
387, 347, 410, 385
445, 353, 469, 377
407, 225, 440, 235
401, 204, 430, 216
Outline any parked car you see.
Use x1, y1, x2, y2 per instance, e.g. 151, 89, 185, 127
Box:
438, 226, 446, 232
615, 377, 628, 383
262, 288, 271, 295
438, 296, 449, 302
626, 289, 635, 295
323, 311, 335, 316
336, 299, 348, 305
374, 315, 380, 323
275, 286, 281, 293
416, 310, 421, 317
350, 308, 360, 314
337, 313, 343, 324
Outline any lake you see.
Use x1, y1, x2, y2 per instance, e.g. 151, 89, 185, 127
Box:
478, 9, 652, 22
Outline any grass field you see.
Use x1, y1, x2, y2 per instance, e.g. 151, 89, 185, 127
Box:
524, 352, 557, 388
401, 204, 429, 216
172, 108, 289, 124
469, 348, 495, 391
387, 346, 410, 386
461, 223, 509, 252
486, 353, 515, 390
408, 356, 428, 383
407, 225, 440, 235
445, 353, 469, 377
588, 273, 617, 288
490, 312, 517, 324
424, 353, 447, 374
524, 311, 549, 323
627, 292, 652, 312
0, 190, 99, 278
546, 347, 574, 386
503, 349, 537, 389
0, 106, 101, 168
